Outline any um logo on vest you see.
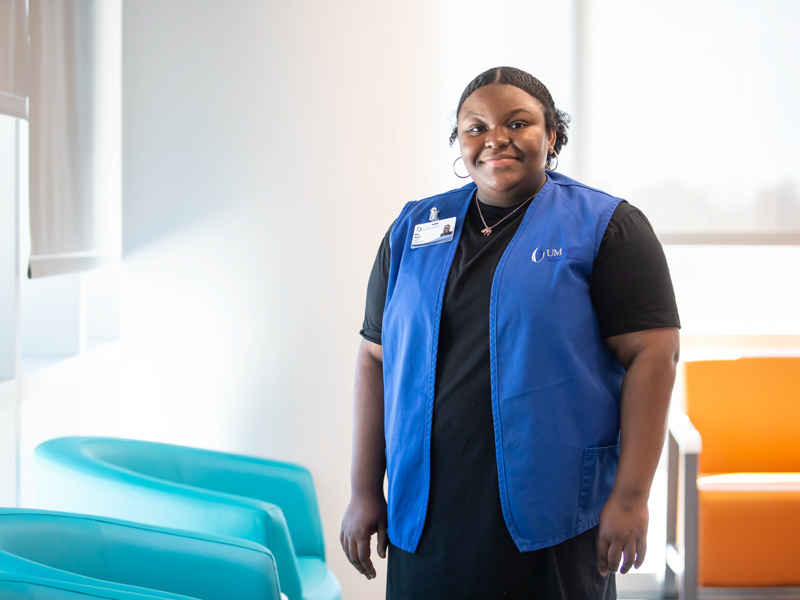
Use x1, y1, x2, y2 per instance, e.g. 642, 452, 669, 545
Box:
531, 247, 580, 263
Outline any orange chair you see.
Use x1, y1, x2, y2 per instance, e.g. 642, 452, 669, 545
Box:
667, 357, 800, 599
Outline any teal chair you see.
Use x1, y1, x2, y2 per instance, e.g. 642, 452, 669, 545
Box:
35, 437, 340, 600
0, 574, 194, 599
0, 508, 282, 600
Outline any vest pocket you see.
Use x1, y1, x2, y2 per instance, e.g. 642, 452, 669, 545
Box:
576, 443, 620, 527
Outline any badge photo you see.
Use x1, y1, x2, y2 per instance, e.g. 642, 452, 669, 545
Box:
410, 216, 457, 249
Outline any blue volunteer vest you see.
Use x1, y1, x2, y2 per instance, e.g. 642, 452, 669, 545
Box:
382, 171, 626, 552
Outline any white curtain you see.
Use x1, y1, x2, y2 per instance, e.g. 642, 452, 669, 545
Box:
27, 0, 121, 278
0, 0, 29, 119
1, 0, 121, 279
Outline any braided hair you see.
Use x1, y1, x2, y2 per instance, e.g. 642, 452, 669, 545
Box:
449, 67, 570, 169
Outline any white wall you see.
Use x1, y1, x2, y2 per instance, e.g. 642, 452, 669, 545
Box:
0, 114, 18, 509
120, 2, 449, 598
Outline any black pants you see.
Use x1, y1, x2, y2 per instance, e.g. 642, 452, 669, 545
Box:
387, 525, 616, 600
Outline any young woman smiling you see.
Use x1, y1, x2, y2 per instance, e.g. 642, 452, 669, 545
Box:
341, 67, 680, 599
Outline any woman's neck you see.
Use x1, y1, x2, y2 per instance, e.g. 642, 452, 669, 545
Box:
476, 173, 548, 208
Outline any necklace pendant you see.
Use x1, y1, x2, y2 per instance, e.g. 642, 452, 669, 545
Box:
481, 227, 492, 236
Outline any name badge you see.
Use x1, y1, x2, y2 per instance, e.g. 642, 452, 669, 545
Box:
410, 217, 456, 249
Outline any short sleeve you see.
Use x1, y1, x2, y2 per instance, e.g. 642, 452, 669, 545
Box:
359, 223, 393, 345
590, 202, 681, 338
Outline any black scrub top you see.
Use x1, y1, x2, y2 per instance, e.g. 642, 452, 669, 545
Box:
361, 195, 680, 600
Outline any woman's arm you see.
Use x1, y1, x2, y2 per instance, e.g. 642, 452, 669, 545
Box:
598, 326, 680, 576
340, 338, 388, 580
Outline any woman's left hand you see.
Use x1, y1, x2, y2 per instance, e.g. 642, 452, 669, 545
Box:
598, 327, 679, 577
596, 492, 649, 576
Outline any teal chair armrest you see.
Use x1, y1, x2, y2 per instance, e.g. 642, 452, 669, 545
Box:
146, 447, 326, 559
0, 509, 282, 600
74, 438, 325, 558
0, 574, 194, 599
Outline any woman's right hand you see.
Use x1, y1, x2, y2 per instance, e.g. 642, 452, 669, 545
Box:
340, 492, 388, 580
344, 339, 388, 579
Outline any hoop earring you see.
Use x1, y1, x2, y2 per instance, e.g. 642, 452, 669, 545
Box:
546, 151, 558, 171
453, 156, 470, 179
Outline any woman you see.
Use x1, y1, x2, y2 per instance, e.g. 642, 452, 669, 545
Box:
341, 67, 680, 599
